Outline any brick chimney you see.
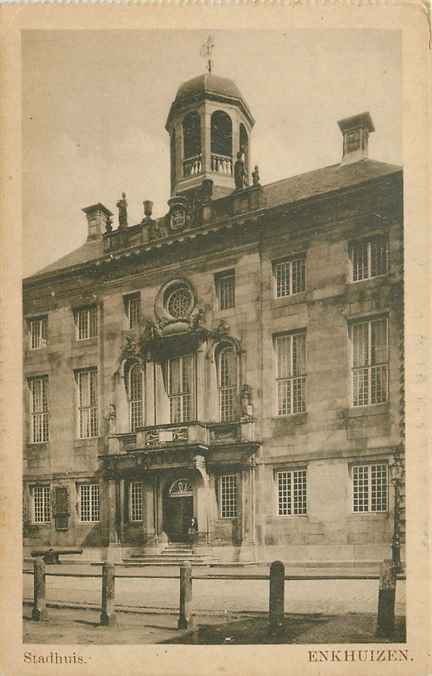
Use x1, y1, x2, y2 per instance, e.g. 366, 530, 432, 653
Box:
338, 112, 375, 164
82, 203, 113, 241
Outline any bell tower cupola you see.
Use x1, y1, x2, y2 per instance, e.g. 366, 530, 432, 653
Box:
166, 69, 255, 199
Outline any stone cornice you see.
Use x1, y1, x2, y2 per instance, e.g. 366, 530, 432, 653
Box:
23, 171, 402, 290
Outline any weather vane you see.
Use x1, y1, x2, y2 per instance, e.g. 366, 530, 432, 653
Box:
200, 35, 215, 74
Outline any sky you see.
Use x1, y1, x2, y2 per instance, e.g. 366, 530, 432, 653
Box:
22, 29, 401, 276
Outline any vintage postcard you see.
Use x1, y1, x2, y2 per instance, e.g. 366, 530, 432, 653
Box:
0, 4, 430, 676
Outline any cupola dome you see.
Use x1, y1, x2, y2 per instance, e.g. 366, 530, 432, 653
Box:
166, 73, 255, 198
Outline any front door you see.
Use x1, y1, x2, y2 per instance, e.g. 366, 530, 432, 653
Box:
164, 478, 194, 542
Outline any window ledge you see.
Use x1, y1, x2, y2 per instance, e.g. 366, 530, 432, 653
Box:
27, 442, 49, 447
348, 403, 389, 418
348, 512, 389, 519
74, 438, 99, 446
272, 412, 308, 424
272, 291, 307, 307
73, 337, 98, 347
349, 274, 389, 286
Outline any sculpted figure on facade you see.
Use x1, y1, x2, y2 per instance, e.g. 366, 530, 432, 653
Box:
105, 403, 117, 435
234, 150, 248, 190
240, 384, 254, 419
252, 165, 260, 186
116, 192, 128, 229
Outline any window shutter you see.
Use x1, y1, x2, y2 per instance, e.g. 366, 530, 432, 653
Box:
53, 486, 70, 530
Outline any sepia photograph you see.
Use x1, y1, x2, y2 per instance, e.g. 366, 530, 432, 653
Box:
18, 27, 410, 649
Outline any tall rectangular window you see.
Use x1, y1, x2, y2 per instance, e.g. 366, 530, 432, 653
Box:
76, 369, 98, 438
350, 236, 388, 282
79, 483, 100, 522
351, 317, 388, 407
29, 316, 48, 350
275, 332, 306, 415
219, 474, 238, 518
75, 305, 98, 341
29, 375, 49, 443
274, 256, 306, 298
216, 271, 235, 310
129, 482, 144, 522
218, 346, 238, 422
353, 464, 388, 512
277, 469, 307, 515
32, 485, 51, 524
129, 364, 144, 432
125, 293, 141, 330
167, 355, 194, 423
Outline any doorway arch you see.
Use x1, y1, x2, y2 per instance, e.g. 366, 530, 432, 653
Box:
163, 477, 194, 542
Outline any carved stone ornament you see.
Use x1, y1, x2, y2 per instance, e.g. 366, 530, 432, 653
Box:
170, 205, 186, 231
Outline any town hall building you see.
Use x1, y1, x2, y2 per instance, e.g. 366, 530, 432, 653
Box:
23, 69, 404, 565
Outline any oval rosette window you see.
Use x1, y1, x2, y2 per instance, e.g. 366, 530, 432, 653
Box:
166, 286, 193, 320
154, 278, 196, 328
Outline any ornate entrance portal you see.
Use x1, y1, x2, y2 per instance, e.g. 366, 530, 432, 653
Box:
164, 478, 194, 542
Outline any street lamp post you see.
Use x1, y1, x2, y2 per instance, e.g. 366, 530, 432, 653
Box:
389, 452, 403, 573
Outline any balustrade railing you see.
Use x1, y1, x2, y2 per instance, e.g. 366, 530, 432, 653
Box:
211, 154, 233, 176
183, 155, 202, 178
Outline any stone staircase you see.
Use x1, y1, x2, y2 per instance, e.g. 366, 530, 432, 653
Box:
123, 542, 215, 566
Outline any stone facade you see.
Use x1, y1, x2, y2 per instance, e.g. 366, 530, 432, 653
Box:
23, 73, 404, 564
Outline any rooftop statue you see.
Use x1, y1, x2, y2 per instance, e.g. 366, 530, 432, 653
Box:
116, 192, 128, 229
234, 150, 248, 190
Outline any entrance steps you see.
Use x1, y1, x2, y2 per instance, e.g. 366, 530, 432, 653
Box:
123, 542, 215, 566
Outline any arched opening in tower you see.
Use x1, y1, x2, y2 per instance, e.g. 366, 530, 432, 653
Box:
182, 112, 202, 178
211, 111, 233, 176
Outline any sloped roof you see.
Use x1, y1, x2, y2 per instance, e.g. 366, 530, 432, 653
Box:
262, 158, 401, 209
26, 158, 401, 282
30, 238, 104, 278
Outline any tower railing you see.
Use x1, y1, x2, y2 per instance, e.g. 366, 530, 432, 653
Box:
210, 154, 233, 176
183, 155, 202, 178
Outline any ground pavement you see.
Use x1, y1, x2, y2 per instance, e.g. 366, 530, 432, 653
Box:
23, 562, 406, 617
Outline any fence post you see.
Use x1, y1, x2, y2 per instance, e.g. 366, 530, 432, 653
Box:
100, 562, 117, 626
178, 560, 194, 630
376, 559, 396, 637
32, 557, 49, 621
269, 560, 285, 633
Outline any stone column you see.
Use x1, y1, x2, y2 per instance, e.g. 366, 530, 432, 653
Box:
240, 463, 256, 547
118, 479, 125, 543
195, 347, 206, 422
232, 113, 240, 162
117, 369, 129, 434
145, 361, 156, 427
143, 477, 156, 544
203, 105, 212, 173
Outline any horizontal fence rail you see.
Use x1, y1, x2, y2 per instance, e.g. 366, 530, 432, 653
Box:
25, 557, 404, 640
23, 570, 405, 581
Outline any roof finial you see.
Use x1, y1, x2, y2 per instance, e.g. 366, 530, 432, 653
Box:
200, 35, 215, 74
